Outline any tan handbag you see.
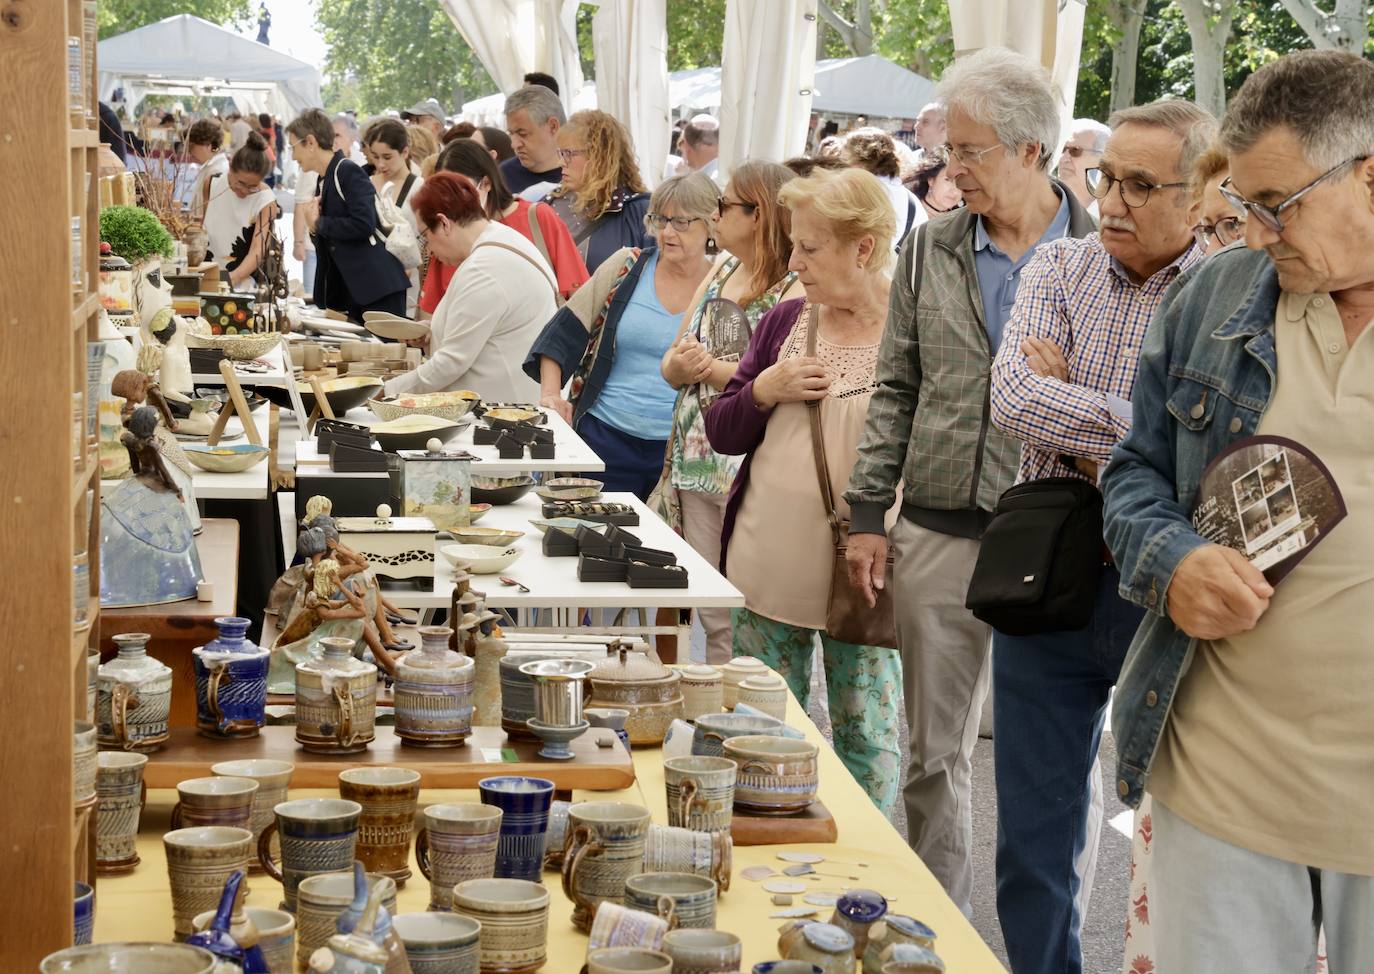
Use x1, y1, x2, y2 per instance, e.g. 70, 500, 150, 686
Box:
803, 307, 897, 649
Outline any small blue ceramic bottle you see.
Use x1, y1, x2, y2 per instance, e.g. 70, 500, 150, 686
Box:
193, 616, 270, 738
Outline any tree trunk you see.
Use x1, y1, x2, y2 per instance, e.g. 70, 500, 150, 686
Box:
1108, 1, 1145, 114
1276, 0, 1370, 52
1177, 0, 1236, 117
817, 0, 873, 56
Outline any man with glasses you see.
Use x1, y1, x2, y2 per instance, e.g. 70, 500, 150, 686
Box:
1056, 118, 1112, 214
988, 98, 1214, 974
844, 47, 1097, 918
1103, 50, 1374, 972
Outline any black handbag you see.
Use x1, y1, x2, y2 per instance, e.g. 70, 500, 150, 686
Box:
964, 477, 1103, 636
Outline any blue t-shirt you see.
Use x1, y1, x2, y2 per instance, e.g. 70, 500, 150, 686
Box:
972, 187, 1071, 353
589, 250, 680, 441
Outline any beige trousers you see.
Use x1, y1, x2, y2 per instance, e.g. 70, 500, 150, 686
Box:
679, 489, 733, 664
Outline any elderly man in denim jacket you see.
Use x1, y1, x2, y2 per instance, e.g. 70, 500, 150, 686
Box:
1102, 51, 1374, 972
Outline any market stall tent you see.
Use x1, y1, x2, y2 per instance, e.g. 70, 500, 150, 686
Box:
98, 14, 323, 119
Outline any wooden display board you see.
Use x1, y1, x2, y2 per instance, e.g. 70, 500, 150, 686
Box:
731, 800, 838, 846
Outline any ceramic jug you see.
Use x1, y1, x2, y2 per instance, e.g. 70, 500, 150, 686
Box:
296, 638, 378, 754
97, 632, 172, 751
194, 616, 271, 739
393, 626, 475, 747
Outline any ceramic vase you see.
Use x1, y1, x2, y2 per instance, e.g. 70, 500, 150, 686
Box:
296, 638, 378, 754
97, 632, 172, 752
394, 626, 475, 747
193, 617, 270, 739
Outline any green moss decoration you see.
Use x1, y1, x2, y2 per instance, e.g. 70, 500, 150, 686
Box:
99, 205, 175, 264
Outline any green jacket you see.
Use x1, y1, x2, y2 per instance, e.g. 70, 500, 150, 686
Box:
846, 184, 1097, 538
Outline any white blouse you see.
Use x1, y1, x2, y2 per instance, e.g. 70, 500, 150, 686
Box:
203, 179, 276, 270
384, 222, 557, 402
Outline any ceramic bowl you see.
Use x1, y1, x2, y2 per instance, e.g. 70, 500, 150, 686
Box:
40, 944, 218, 974
468, 503, 493, 523
186, 331, 279, 360
588, 947, 673, 974
692, 712, 788, 757
528, 517, 607, 535
371, 414, 463, 452
193, 387, 267, 412
441, 544, 521, 575
662, 928, 743, 974
262, 375, 384, 416
392, 912, 482, 974
482, 406, 542, 426
450, 878, 549, 974
722, 735, 820, 815
534, 477, 604, 502
368, 390, 480, 422
182, 442, 270, 473
362, 314, 432, 342
470, 476, 536, 506
448, 526, 525, 547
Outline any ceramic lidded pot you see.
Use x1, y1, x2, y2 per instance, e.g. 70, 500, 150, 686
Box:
295, 637, 378, 754
830, 889, 888, 958
781, 922, 857, 974
586, 648, 684, 745
394, 626, 475, 747
862, 916, 937, 974
677, 665, 724, 722
193, 616, 271, 739
722, 736, 820, 816
737, 673, 788, 721
97, 632, 173, 751
719, 656, 770, 709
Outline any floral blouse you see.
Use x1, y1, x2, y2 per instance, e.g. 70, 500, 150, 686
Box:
669, 257, 797, 494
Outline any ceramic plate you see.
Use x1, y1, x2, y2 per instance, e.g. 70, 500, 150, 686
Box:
528, 517, 608, 535
761, 879, 806, 895
741, 866, 776, 882
777, 852, 826, 864
803, 892, 839, 907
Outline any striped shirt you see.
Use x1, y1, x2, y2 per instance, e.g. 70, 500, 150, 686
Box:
989, 233, 1202, 484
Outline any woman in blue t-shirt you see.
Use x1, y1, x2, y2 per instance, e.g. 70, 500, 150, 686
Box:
526, 171, 718, 499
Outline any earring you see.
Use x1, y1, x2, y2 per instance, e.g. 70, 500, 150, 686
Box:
706, 236, 719, 256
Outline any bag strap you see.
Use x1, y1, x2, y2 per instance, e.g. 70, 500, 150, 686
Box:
909, 222, 929, 297
526, 202, 554, 269
802, 303, 844, 545
396, 172, 417, 207
472, 239, 559, 300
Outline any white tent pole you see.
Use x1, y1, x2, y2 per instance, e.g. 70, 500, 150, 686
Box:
592, 0, 669, 188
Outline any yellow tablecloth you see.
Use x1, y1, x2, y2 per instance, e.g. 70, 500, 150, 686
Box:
94, 693, 1005, 971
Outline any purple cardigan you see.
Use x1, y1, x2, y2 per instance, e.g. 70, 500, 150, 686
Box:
703, 298, 806, 573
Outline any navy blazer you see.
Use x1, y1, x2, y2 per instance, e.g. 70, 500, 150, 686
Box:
312, 151, 409, 309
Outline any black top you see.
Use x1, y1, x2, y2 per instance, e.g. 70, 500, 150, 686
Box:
500, 155, 561, 194
98, 102, 128, 162
311, 151, 409, 312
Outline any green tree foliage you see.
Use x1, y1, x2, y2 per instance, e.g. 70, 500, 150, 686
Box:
315, 0, 495, 116
666, 0, 728, 70
97, 0, 253, 38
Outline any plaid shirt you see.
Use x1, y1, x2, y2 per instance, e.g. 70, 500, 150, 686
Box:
990, 233, 1202, 484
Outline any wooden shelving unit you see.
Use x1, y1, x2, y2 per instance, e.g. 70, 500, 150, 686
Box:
0, 0, 101, 966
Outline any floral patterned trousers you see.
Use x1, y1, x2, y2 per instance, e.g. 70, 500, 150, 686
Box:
731, 607, 903, 816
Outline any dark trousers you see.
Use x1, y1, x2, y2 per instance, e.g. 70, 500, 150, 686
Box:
992, 566, 1145, 974
575, 412, 668, 502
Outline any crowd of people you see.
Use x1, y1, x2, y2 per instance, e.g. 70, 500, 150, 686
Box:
119, 44, 1373, 974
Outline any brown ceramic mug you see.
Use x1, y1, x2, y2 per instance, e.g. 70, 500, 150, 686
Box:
338, 767, 421, 888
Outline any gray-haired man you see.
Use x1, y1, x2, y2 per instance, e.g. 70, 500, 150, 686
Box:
502, 84, 566, 196
844, 47, 1097, 915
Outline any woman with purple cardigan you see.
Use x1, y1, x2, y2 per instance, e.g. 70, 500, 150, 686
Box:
704, 168, 903, 814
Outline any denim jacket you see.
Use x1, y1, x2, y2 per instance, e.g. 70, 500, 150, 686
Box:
1101, 245, 1279, 808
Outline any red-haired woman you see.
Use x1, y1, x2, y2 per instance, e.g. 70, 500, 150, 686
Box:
384, 171, 558, 402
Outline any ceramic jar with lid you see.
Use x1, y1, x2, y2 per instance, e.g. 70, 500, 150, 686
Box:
97, 632, 172, 751
737, 673, 788, 720
677, 665, 724, 722
720, 656, 770, 709
193, 616, 271, 739
296, 637, 378, 754
861, 916, 937, 974
779, 922, 856, 974
586, 647, 684, 745
394, 626, 475, 746
831, 889, 888, 958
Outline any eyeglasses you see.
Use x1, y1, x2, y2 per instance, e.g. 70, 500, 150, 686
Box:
1062, 144, 1100, 159
716, 197, 757, 215
557, 148, 586, 163
417, 223, 433, 242
1218, 155, 1366, 234
941, 142, 1004, 167
647, 214, 704, 232
1193, 216, 1246, 251
1085, 168, 1188, 208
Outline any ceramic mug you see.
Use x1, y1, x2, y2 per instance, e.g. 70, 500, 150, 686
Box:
722, 736, 820, 816
542, 799, 572, 867
663, 928, 743, 974
95, 750, 148, 872
73, 882, 94, 946
295, 869, 398, 969
392, 912, 482, 974
587, 901, 669, 953
40, 944, 218, 974
170, 776, 258, 831
588, 947, 674, 974
338, 767, 422, 887
664, 756, 736, 834
163, 826, 254, 939
256, 798, 361, 913
562, 801, 653, 932
73, 721, 98, 804
193, 906, 295, 974
415, 802, 503, 911
478, 776, 554, 883
211, 759, 294, 872
624, 872, 718, 930
643, 824, 732, 893
450, 877, 549, 974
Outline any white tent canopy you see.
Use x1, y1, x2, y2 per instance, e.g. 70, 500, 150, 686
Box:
98, 14, 322, 119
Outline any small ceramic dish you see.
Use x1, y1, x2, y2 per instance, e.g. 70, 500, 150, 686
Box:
470, 476, 536, 506
368, 390, 480, 422
193, 387, 268, 412
482, 406, 541, 425
528, 517, 608, 535
186, 331, 279, 360
447, 526, 524, 547
361, 312, 432, 342
440, 544, 521, 575
371, 414, 462, 452
468, 503, 493, 523
181, 442, 270, 473
535, 477, 604, 502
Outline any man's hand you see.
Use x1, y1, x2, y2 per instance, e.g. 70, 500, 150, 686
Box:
845, 533, 889, 609
1166, 544, 1274, 640
665, 336, 714, 387
541, 393, 573, 424
752, 356, 831, 409
1022, 336, 1069, 381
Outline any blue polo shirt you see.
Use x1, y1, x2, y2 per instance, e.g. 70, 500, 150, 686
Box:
972, 187, 1071, 353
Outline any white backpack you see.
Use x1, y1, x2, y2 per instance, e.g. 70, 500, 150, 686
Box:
331, 166, 422, 269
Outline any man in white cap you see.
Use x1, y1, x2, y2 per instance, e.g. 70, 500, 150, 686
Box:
401, 98, 447, 138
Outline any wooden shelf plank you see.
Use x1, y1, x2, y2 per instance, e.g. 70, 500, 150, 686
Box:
69, 128, 97, 149
72, 294, 98, 327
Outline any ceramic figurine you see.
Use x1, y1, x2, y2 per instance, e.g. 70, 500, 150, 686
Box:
100, 456, 203, 607
119, 405, 182, 497
185, 870, 270, 973
469, 607, 508, 727
194, 617, 271, 738
134, 262, 193, 402
96, 632, 173, 751
309, 513, 412, 668
274, 558, 370, 673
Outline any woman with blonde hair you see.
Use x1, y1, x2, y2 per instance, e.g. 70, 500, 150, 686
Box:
655, 160, 803, 662
704, 167, 903, 812
543, 109, 651, 273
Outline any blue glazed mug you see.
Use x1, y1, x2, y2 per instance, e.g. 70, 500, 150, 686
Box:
478, 776, 554, 883
73, 882, 94, 945
193, 617, 270, 739
256, 798, 361, 912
